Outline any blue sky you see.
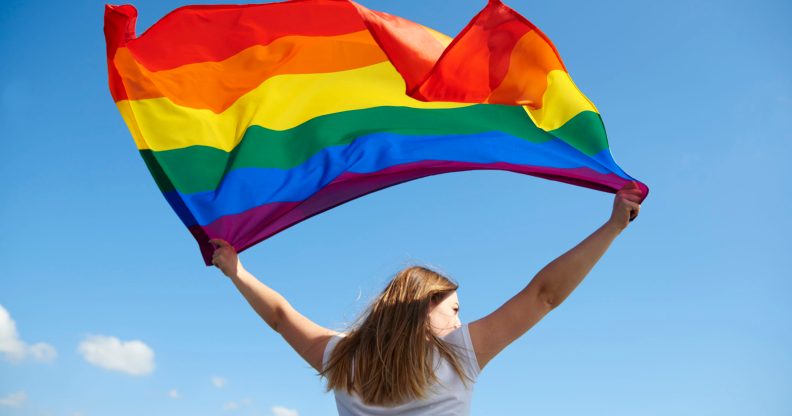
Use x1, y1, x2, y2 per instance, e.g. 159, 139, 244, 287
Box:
0, 0, 790, 415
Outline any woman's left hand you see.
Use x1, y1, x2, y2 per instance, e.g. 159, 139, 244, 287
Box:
209, 239, 244, 279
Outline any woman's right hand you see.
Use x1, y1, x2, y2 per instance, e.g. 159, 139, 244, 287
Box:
607, 181, 643, 231
209, 239, 244, 278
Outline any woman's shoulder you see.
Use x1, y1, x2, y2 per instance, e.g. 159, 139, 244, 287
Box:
442, 323, 481, 378
441, 323, 471, 345
322, 331, 349, 371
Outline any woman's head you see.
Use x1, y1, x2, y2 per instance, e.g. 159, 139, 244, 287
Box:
377, 265, 461, 337
321, 265, 472, 406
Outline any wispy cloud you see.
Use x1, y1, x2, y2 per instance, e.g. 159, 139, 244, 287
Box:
0, 391, 27, 407
0, 305, 57, 363
272, 406, 299, 416
168, 389, 181, 399
222, 398, 253, 412
78, 335, 154, 376
212, 376, 227, 388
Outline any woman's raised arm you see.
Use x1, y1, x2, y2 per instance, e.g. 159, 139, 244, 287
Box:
210, 240, 338, 372
469, 181, 644, 370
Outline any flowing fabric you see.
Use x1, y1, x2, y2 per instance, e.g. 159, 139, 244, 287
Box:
104, 0, 649, 265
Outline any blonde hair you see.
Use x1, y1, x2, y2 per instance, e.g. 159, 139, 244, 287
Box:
320, 265, 472, 406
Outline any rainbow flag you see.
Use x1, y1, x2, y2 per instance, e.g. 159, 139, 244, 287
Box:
104, 0, 648, 265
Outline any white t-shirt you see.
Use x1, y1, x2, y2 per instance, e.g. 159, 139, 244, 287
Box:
322, 323, 481, 416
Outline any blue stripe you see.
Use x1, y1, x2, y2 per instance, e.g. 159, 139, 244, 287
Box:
164, 131, 631, 227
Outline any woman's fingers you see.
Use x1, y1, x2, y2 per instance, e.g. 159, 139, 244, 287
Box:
608, 182, 644, 226
209, 239, 239, 274
618, 181, 643, 197
617, 182, 643, 196
621, 194, 643, 203
211, 244, 226, 266
208, 239, 239, 256
208, 238, 229, 249
625, 200, 640, 218
617, 186, 642, 195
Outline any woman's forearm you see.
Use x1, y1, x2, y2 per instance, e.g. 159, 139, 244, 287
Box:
230, 268, 290, 332
533, 220, 624, 308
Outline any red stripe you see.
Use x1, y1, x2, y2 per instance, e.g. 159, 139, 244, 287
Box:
413, 2, 531, 101
350, 2, 447, 93
410, 0, 567, 104
110, 1, 367, 72
105, 4, 138, 101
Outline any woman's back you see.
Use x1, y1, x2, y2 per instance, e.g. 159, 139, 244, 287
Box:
212, 182, 641, 416
323, 323, 481, 416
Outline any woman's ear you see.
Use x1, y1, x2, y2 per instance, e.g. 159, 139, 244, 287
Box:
427, 296, 439, 314
429, 293, 442, 307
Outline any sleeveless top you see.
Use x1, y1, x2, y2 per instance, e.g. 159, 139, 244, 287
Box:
322, 323, 481, 415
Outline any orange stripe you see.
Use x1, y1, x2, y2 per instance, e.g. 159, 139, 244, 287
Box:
114, 30, 388, 113
486, 29, 565, 107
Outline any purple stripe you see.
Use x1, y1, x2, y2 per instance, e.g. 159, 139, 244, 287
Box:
190, 160, 648, 265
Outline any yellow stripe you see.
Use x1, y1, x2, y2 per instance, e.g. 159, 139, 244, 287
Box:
119, 61, 471, 152
420, 25, 453, 48
523, 70, 599, 131
117, 100, 147, 150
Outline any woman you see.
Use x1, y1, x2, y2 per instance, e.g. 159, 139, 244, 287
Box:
210, 181, 643, 415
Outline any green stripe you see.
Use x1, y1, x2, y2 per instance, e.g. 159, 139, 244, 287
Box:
140, 105, 608, 194
548, 111, 609, 157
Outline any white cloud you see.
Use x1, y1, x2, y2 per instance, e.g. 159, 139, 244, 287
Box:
28, 342, 57, 362
78, 335, 155, 376
168, 389, 181, 399
272, 406, 299, 416
211, 376, 227, 388
0, 391, 27, 407
0, 305, 57, 363
222, 398, 254, 412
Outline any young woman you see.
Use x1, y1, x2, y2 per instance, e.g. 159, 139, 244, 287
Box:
210, 181, 643, 415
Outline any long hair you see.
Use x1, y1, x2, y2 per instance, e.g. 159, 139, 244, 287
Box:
320, 265, 473, 406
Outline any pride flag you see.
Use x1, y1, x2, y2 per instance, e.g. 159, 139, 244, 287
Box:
104, 0, 648, 265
